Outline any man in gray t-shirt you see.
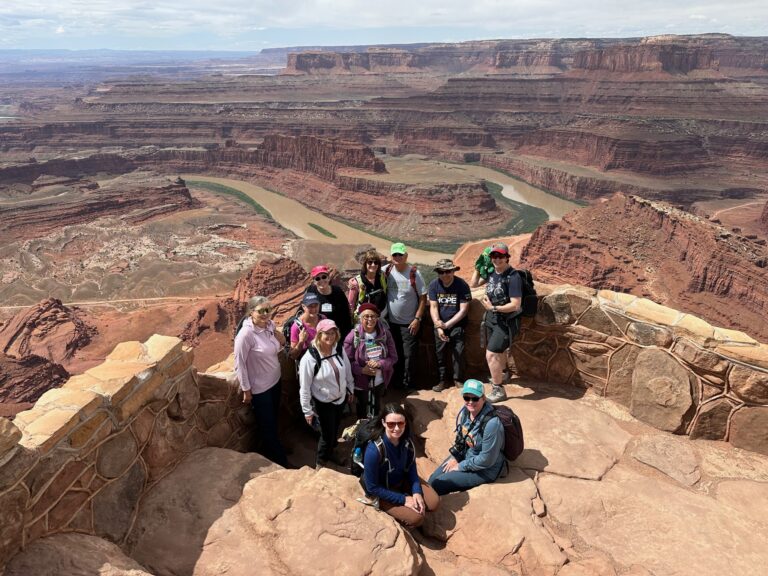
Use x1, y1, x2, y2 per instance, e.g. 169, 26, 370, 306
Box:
385, 242, 427, 389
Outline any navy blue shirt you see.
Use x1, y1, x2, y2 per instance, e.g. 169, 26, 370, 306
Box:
362, 434, 421, 505
428, 276, 472, 323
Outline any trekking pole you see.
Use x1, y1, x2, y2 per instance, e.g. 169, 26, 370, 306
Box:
367, 379, 375, 419
480, 310, 488, 349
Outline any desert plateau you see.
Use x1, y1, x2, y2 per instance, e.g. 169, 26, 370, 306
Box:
1, 29, 768, 576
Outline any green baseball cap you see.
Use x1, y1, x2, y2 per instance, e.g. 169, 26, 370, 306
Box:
390, 242, 407, 255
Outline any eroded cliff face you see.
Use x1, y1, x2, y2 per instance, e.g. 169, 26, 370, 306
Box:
761, 201, 768, 232
520, 194, 768, 340
0, 298, 95, 364
284, 35, 768, 76
0, 353, 68, 416
0, 171, 200, 242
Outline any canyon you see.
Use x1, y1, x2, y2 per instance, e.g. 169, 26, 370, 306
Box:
1, 34, 768, 575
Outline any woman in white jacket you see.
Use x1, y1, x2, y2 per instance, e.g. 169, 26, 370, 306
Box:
299, 318, 355, 468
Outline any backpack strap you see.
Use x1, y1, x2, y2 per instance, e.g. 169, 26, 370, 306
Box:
384, 263, 419, 299
373, 437, 390, 489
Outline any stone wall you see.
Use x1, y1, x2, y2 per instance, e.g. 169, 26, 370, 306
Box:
0, 335, 252, 568
503, 284, 768, 455
2, 286, 767, 570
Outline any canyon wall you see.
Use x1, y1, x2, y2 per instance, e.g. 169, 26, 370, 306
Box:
0, 172, 199, 243
520, 194, 768, 340
284, 36, 768, 76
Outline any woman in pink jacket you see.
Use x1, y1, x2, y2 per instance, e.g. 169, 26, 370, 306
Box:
343, 303, 398, 419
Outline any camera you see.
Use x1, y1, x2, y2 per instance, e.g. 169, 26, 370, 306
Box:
449, 438, 467, 462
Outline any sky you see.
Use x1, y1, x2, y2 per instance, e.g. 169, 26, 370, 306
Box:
1, 0, 766, 52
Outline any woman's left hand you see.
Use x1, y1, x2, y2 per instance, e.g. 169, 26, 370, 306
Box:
412, 493, 426, 514
347, 392, 356, 405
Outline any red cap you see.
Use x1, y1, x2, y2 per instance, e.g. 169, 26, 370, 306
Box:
311, 265, 330, 278
490, 242, 509, 255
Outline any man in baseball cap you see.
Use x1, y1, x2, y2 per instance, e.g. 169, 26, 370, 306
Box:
384, 241, 427, 390
428, 258, 471, 392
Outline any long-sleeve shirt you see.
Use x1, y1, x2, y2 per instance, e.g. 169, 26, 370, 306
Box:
234, 318, 282, 394
298, 346, 354, 415
342, 321, 398, 391
363, 434, 422, 505
457, 403, 506, 475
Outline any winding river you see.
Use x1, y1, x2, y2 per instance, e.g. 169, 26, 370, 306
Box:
183, 168, 580, 265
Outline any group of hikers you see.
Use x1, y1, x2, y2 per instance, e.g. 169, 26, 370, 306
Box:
234, 240, 525, 528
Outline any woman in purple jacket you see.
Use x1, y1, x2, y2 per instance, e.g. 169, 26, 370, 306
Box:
343, 303, 397, 419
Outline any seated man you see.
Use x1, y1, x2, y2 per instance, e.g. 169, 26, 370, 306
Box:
428, 379, 506, 495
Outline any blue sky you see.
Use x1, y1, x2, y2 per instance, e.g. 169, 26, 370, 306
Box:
1, 1, 765, 51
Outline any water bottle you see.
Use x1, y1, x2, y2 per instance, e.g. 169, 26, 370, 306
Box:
353, 447, 363, 469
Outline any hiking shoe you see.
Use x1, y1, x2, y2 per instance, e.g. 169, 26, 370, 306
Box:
486, 385, 507, 403
431, 382, 447, 392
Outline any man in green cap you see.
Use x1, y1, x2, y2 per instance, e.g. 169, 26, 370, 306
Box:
384, 242, 427, 389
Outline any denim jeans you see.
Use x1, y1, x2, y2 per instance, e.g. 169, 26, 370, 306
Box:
428, 456, 502, 495
434, 324, 466, 383
250, 380, 288, 467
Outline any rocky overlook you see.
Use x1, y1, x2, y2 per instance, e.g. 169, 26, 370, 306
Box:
2, 281, 768, 574
520, 193, 768, 341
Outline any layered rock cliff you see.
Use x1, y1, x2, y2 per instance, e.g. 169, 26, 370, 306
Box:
0, 298, 95, 364
520, 194, 768, 340
0, 171, 200, 242
0, 352, 68, 416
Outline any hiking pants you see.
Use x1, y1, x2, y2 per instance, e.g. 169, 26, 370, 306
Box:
427, 456, 503, 496
379, 481, 441, 528
355, 384, 384, 420
389, 322, 419, 389
314, 398, 345, 464
250, 380, 288, 467
434, 324, 466, 384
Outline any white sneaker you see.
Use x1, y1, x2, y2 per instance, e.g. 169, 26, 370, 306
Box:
487, 385, 507, 403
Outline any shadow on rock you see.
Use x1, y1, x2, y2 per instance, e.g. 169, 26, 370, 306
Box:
125, 447, 282, 576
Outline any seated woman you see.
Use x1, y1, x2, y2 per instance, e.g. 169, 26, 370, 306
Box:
347, 249, 388, 319
362, 403, 440, 528
298, 319, 355, 468
343, 303, 397, 419
289, 292, 324, 360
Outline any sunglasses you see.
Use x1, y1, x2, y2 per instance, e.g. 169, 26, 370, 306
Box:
437, 270, 454, 275
391, 253, 405, 258
490, 253, 507, 259
366, 260, 380, 266
384, 420, 406, 430
254, 307, 272, 315
314, 274, 329, 281
463, 395, 481, 403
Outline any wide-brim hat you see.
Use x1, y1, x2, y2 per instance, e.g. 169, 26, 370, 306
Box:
433, 258, 460, 272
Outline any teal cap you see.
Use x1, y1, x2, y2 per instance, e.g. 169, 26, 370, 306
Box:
461, 379, 484, 398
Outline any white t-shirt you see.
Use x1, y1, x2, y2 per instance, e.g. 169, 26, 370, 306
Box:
385, 264, 427, 325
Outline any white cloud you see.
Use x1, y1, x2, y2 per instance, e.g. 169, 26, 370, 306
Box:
55, 25, 65, 33
0, 1, 765, 49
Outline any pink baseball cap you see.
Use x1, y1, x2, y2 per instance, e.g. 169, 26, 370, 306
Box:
311, 265, 330, 278
316, 319, 338, 333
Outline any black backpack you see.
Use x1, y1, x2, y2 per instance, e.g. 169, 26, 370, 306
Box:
282, 307, 304, 355
306, 345, 343, 379
496, 268, 538, 318
458, 405, 525, 461
350, 419, 415, 484
515, 269, 538, 318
